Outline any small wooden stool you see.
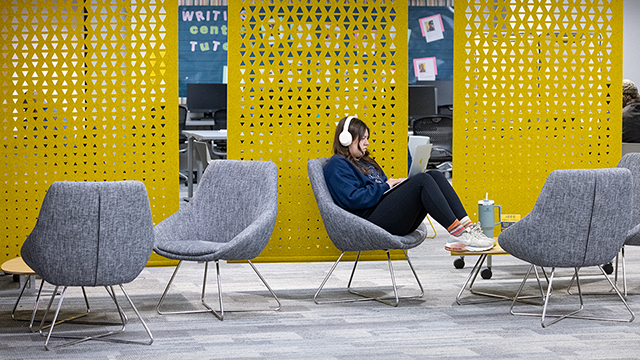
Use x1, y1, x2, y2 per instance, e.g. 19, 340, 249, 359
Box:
1, 257, 37, 321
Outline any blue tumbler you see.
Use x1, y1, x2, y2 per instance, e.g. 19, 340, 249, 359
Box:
478, 194, 502, 238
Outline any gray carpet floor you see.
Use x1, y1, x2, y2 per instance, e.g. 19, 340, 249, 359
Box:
3, 218, 640, 359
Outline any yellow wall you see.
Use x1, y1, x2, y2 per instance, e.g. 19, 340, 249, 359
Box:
227, 1, 409, 262
453, 0, 623, 225
1, 1, 179, 266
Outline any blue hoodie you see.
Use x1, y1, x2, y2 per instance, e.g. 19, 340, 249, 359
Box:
323, 154, 390, 217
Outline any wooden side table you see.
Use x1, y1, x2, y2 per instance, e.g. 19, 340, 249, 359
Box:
2, 257, 38, 321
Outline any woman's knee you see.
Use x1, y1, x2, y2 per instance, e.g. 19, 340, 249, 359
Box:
413, 172, 437, 188
425, 170, 447, 182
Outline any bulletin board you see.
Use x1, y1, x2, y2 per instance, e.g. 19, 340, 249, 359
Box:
179, 6, 453, 93
178, 6, 228, 97
408, 6, 454, 84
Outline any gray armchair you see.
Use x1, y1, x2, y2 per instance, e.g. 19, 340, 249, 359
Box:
616, 152, 640, 295
21, 181, 154, 350
307, 158, 428, 306
499, 168, 634, 327
154, 160, 280, 320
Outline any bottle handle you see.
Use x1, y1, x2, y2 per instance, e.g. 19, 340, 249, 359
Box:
495, 205, 502, 226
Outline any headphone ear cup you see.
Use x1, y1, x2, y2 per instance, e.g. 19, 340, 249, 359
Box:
339, 131, 352, 146
340, 116, 354, 146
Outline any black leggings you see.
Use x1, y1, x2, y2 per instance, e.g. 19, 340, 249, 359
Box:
365, 171, 467, 236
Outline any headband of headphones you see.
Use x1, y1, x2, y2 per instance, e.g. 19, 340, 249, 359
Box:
339, 116, 356, 146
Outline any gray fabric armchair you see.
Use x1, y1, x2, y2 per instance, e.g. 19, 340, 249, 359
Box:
307, 157, 428, 306
154, 160, 280, 320
615, 152, 640, 295
21, 181, 154, 350
498, 168, 635, 327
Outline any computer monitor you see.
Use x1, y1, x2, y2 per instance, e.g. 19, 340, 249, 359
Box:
415, 80, 452, 107
186, 83, 227, 118
408, 85, 438, 118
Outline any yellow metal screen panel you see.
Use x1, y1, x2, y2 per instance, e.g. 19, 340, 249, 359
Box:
1, 0, 178, 266
228, 1, 408, 262
453, 0, 623, 226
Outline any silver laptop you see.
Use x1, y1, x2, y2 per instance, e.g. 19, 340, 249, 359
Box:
384, 143, 432, 195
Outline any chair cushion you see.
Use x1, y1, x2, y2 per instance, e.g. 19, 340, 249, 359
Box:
155, 240, 226, 257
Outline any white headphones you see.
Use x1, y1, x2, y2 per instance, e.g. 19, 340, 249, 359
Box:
339, 116, 356, 146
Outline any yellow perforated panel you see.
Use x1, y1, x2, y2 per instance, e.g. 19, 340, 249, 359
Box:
228, 1, 408, 262
1, 1, 178, 266
453, 0, 622, 226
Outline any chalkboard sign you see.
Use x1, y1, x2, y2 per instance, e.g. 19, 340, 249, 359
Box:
179, 6, 228, 97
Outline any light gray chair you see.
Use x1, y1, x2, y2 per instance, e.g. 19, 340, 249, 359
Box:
616, 152, 640, 295
499, 168, 635, 327
307, 157, 428, 307
154, 160, 280, 320
20, 181, 155, 350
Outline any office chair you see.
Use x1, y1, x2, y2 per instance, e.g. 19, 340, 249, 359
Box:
437, 104, 453, 115
212, 108, 227, 158
412, 115, 453, 172
179, 104, 189, 183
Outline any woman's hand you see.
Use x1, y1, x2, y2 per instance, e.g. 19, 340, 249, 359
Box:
386, 178, 405, 188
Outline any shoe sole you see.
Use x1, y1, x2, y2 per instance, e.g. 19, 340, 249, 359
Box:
445, 243, 493, 252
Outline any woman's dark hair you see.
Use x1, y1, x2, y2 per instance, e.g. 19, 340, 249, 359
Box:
332, 116, 382, 175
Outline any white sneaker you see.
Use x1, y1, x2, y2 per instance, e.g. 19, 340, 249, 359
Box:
469, 222, 495, 244
445, 228, 494, 252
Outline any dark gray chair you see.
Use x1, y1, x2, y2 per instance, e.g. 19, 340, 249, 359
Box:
154, 160, 280, 320
179, 104, 189, 184
411, 115, 453, 165
21, 181, 155, 350
307, 158, 428, 306
499, 168, 635, 327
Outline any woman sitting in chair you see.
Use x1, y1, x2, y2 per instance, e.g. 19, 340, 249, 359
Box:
323, 116, 494, 252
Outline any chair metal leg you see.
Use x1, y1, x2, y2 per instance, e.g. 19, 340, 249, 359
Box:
566, 249, 624, 297
247, 260, 282, 312
157, 260, 280, 320
314, 250, 424, 307
38, 285, 151, 350
20, 280, 91, 332
622, 246, 627, 297
510, 266, 634, 328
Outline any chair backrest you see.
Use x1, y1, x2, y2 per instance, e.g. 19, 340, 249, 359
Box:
307, 158, 427, 252
618, 152, 640, 227
499, 168, 632, 268
437, 104, 453, 115
179, 105, 188, 141
21, 181, 155, 287
411, 115, 453, 157
172, 160, 278, 248
213, 108, 227, 130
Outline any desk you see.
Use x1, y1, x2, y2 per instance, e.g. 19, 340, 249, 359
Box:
182, 130, 228, 198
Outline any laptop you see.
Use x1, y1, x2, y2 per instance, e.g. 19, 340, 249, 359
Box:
383, 143, 432, 195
